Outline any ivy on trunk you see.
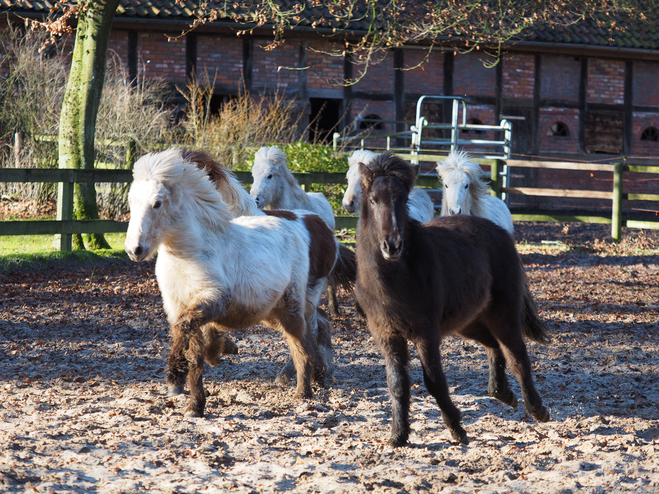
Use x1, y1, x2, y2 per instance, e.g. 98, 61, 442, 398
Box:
58, 0, 121, 250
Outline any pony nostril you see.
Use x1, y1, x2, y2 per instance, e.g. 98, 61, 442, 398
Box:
350, 200, 355, 210
134, 245, 143, 257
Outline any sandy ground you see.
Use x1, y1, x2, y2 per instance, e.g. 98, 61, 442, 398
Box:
0, 223, 658, 493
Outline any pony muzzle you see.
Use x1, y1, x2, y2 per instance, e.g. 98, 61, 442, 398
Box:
125, 242, 148, 262
381, 236, 403, 260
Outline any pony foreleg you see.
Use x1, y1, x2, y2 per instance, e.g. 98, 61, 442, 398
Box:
414, 338, 468, 445
168, 317, 207, 417
376, 334, 411, 447
326, 284, 339, 317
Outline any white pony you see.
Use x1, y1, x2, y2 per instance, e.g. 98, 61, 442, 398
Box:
343, 149, 435, 223
177, 147, 344, 382
250, 146, 335, 229
436, 150, 514, 234
250, 146, 355, 317
125, 148, 338, 417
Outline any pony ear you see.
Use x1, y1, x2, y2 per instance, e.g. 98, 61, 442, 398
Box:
358, 162, 373, 190
410, 164, 420, 180
435, 160, 448, 178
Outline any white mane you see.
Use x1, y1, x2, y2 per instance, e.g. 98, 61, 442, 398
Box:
132, 148, 233, 230
436, 150, 514, 233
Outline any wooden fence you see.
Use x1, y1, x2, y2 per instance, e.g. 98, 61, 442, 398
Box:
1, 157, 658, 252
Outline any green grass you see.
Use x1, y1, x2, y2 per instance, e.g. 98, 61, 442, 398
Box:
0, 233, 129, 271
0, 232, 127, 256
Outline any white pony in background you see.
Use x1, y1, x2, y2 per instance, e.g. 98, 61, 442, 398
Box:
250, 146, 335, 229
343, 149, 435, 223
436, 150, 514, 234
250, 146, 356, 317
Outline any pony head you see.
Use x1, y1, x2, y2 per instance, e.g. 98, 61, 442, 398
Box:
436, 150, 489, 216
342, 149, 377, 213
359, 152, 419, 260
250, 146, 291, 209
125, 148, 230, 261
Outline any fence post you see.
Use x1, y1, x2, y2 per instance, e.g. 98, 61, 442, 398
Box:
124, 139, 137, 168
611, 162, 623, 241
490, 160, 501, 198
56, 174, 74, 252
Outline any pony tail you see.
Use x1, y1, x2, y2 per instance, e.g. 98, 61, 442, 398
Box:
521, 280, 550, 344
329, 244, 357, 292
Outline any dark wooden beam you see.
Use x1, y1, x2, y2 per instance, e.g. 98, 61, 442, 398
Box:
624, 60, 633, 155
128, 31, 138, 87
186, 33, 197, 81
578, 57, 588, 154
242, 38, 253, 92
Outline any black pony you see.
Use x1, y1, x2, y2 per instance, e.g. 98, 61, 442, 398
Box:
355, 152, 550, 447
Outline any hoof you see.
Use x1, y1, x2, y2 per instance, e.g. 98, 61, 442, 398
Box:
491, 389, 518, 409
219, 337, 239, 355
294, 388, 313, 400
276, 360, 296, 386
184, 408, 204, 418
450, 427, 469, 445
388, 434, 409, 448
167, 385, 184, 396
527, 405, 550, 422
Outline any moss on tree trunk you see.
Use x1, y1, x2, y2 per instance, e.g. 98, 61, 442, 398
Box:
58, 0, 121, 250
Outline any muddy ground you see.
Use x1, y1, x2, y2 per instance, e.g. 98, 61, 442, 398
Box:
0, 223, 658, 493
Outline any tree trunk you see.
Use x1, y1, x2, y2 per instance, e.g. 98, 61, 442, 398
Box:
58, 0, 120, 250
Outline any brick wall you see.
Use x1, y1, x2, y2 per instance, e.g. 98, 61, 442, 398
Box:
138, 32, 187, 84
540, 55, 580, 102
107, 31, 129, 71
350, 99, 395, 130
633, 61, 659, 107
197, 35, 243, 88
252, 40, 299, 92
632, 112, 659, 157
404, 49, 444, 95
454, 52, 496, 97
587, 58, 624, 105
502, 53, 535, 99
307, 41, 344, 90
538, 108, 580, 153
352, 52, 394, 93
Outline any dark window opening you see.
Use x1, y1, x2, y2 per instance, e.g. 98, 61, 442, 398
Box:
641, 126, 659, 142
548, 121, 570, 137
359, 114, 384, 131
209, 94, 236, 115
584, 110, 623, 154
309, 98, 342, 144
462, 118, 484, 135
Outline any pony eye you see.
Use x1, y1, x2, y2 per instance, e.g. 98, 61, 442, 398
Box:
153, 200, 162, 209
464, 184, 469, 189
267, 174, 273, 179
444, 183, 448, 189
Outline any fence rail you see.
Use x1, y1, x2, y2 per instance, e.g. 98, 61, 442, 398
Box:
1, 157, 658, 252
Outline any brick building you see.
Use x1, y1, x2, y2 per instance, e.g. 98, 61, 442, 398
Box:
2, 1, 659, 215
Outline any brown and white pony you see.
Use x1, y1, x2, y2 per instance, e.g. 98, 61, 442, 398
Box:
125, 148, 338, 417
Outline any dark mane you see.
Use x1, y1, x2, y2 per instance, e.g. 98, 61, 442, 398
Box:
181, 148, 229, 187
364, 151, 418, 191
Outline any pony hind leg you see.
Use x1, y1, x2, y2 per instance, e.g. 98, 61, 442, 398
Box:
276, 308, 331, 387
202, 323, 238, 367
326, 283, 340, 317
271, 311, 316, 399
461, 322, 518, 409
414, 337, 468, 445
487, 317, 550, 422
